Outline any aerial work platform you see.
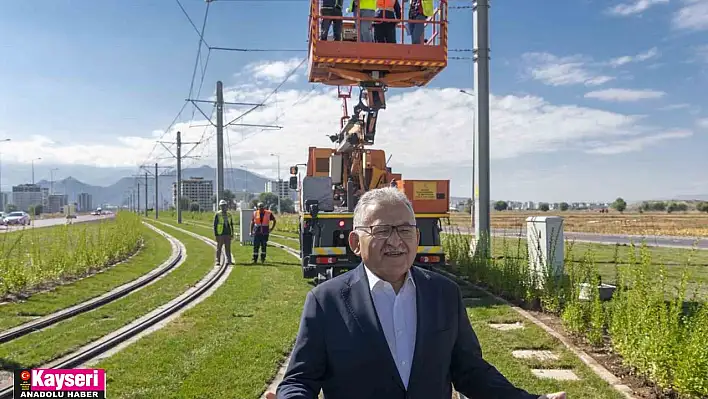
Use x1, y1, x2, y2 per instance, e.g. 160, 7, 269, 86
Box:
307, 0, 448, 88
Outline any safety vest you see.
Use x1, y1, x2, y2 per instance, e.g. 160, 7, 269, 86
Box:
215, 212, 233, 235
376, 0, 395, 11
421, 0, 433, 17
253, 209, 272, 226
350, 0, 376, 10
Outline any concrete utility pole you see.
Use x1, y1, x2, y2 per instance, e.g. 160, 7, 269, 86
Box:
216, 80, 225, 207
155, 163, 159, 219
144, 172, 148, 217
472, 0, 491, 257
158, 130, 200, 224
136, 181, 140, 214
177, 132, 182, 223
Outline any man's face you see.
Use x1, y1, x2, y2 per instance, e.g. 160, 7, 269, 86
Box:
348, 202, 419, 282
220, 204, 227, 212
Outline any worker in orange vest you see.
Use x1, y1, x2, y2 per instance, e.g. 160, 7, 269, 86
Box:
250, 202, 277, 263
374, 0, 401, 43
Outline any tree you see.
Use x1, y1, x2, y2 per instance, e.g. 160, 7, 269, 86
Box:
612, 197, 627, 213
5, 204, 17, 213
493, 201, 508, 211
250, 192, 296, 213
697, 201, 708, 213
179, 197, 191, 211
212, 189, 236, 205
667, 202, 688, 213
189, 202, 201, 212
462, 198, 472, 214
559, 202, 569, 211
539, 202, 550, 212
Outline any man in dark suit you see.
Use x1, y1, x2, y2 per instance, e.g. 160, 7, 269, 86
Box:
270, 187, 567, 399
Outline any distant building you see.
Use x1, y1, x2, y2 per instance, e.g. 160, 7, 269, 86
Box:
12, 184, 43, 212
78, 193, 93, 212
48, 194, 69, 214
41, 187, 49, 208
0, 192, 8, 211
265, 180, 291, 201
172, 177, 213, 212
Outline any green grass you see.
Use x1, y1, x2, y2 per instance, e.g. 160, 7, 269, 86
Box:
462, 291, 624, 398
0, 225, 214, 369
0, 224, 173, 331
95, 220, 310, 398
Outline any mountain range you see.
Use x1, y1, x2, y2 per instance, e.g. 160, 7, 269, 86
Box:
34, 166, 272, 208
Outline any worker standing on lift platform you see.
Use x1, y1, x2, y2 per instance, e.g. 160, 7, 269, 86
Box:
404, 0, 434, 44
373, 0, 401, 43
347, 0, 376, 42
320, 0, 344, 41
250, 202, 277, 263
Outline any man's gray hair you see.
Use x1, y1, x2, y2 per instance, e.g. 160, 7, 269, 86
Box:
352, 187, 415, 227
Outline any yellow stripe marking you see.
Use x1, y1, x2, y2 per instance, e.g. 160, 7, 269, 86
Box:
417, 246, 444, 254
313, 247, 347, 255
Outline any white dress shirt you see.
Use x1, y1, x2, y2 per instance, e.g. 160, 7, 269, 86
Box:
364, 265, 417, 389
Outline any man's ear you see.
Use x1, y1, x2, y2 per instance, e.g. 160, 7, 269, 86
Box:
348, 231, 361, 256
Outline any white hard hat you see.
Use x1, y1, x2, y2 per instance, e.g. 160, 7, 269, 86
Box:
219, 200, 228, 206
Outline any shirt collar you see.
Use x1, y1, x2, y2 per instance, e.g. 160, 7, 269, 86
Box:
363, 263, 415, 292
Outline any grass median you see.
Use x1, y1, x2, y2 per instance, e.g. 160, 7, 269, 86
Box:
0, 223, 172, 331
0, 226, 213, 369
94, 220, 310, 398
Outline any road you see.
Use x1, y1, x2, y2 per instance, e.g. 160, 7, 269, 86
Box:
444, 227, 708, 250
0, 214, 115, 233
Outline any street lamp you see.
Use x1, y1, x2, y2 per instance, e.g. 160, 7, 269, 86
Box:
0, 139, 10, 211
31, 157, 42, 185
269, 153, 281, 214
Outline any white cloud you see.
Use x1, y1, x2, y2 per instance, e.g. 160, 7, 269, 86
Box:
240, 57, 305, 83
0, 82, 692, 182
672, 0, 708, 31
658, 103, 691, 110
584, 88, 666, 101
607, 47, 660, 67
698, 118, 708, 128
607, 0, 670, 16
521, 52, 614, 86
585, 130, 692, 154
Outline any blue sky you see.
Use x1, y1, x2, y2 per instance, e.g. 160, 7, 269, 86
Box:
0, 0, 707, 202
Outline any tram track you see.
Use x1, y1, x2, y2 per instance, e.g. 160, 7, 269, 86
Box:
0, 221, 233, 399
0, 222, 185, 345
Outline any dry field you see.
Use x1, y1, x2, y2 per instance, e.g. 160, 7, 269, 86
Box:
449, 211, 708, 237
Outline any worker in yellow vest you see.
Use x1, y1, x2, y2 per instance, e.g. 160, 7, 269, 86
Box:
250, 202, 277, 263
373, 0, 401, 43
213, 199, 234, 265
347, 0, 376, 42
404, 0, 434, 44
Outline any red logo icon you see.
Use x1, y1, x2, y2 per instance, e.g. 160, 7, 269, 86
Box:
20, 371, 30, 381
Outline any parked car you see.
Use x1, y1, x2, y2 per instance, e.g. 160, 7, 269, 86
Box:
3, 211, 30, 226
0, 212, 6, 225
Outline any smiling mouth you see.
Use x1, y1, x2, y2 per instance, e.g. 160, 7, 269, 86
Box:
385, 251, 405, 257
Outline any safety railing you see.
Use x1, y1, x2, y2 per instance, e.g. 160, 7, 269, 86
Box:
309, 0, 448, 48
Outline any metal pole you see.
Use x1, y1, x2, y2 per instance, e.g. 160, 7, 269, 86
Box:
155, 163, 159, 219
473, 0, 491, 257
277, 156, 281, 214
216, 80, 225, 207
176, 131, 183, 224
31, 160, 35, 185
137, 182, 140, 214
144, 172, 148, 217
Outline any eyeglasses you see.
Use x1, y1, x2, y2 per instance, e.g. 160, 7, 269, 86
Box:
355, 224, 417, 240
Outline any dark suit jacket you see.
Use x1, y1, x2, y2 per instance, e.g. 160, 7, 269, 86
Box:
276, 263, 540, 399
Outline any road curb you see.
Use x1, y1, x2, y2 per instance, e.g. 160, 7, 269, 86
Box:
433, 267, 637, 399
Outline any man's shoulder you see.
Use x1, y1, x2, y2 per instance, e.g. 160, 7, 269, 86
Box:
412, 266, 461, 292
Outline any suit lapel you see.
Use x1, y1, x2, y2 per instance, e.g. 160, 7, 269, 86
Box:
341, 263, 405, 390
409, 266, 432, 387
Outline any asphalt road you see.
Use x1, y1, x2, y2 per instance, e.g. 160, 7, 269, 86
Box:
444, 227, 708, 250
0, 214, 115, 233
